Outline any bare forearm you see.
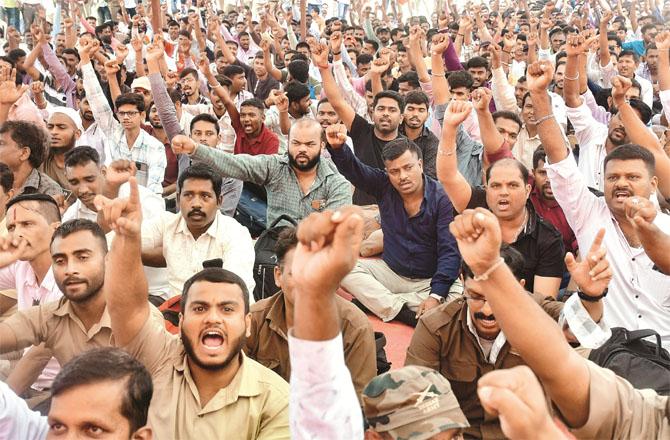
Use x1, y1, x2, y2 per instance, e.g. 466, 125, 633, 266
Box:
531, 91, 569, 163
476, 109, 505, 154
292, 291, 340, 341
564, 55, 581, 107
6, 344, 51, 395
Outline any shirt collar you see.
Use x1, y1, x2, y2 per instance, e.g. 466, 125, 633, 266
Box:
20, 168, 41, 193
176, 212, 220, 239
465, 305, 508, 364
52, 298, 113, 330
265, 292, 289, 340
25, 265, 58, 295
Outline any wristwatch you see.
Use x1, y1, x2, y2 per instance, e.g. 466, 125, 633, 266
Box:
429, 293, 446, 303
577, 288, 608, 302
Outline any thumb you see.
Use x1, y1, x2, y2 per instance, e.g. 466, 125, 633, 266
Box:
564, 252, 577, 272
332, 212, 364, 264
478, 385, 530, 419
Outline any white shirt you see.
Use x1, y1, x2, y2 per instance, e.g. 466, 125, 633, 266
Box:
546, 153, 670, 350
288, 331, 364, 440
566, 100, 609, 191
0, 381, 47, 440
141, 211, 256, 300
511, 126, 542, 171
63, 182, 172, 299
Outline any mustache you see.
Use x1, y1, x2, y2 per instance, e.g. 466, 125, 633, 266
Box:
188, 209, 204, 217
63, 276, 87, 285
474, 312, 496, 321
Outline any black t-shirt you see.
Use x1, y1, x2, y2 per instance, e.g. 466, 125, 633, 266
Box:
466, 186, 566, 292
349, 114, 404, 205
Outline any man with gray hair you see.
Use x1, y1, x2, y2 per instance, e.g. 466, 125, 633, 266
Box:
170, 118, 352, 225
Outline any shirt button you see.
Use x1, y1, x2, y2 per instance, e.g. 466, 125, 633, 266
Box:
638, 315, 642, 318
632, 257, 636, 261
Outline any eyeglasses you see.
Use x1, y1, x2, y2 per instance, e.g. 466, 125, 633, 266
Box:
117, 111, 139, 118
463, 293, 487, 304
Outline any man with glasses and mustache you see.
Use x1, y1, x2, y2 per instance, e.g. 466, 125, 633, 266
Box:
80, 38, 166, 194
406, 238, 609, 438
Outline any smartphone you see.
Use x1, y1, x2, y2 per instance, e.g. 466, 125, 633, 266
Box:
135, 161, 149, 188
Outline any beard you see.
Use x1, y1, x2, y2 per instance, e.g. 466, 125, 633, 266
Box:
181, 329, 246, 371
59, 274, 104, 304
289, 151, 320, 171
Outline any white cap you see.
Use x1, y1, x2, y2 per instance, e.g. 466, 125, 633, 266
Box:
49, 107, 84, 132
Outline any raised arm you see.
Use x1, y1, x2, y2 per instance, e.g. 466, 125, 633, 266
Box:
598, 11, 613, 68
431, 34, 451, 105
611, 75, 670, 197
656, 32, 670, 124
103, 60, 122, 104
311, 41, 355, 131
146, 42, 183, 141
528, 60, 569, 165
472, 87, 506, 156
450, 209, 590, 428
563, 34, 590, 109
407, 26, 429, 83
80, 39, 119, 135
436, 100, 475, 212
260, 38, 284, 82
96, 178, 149, 347
288, 208, 364, 439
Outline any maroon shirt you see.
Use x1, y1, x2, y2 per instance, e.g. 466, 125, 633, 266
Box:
530, 187, 578, 255
232, 120, 279, 156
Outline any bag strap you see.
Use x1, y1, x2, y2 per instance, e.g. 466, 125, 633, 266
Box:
268, 214, 298, 229
624, 328, 662, 356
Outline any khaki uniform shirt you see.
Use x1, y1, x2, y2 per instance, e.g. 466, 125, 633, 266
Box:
1, 297, 164, 367
245, 292, 376, 401
405, 294, 564, 439
568, 360, 669, 439
124, 316, 290, 440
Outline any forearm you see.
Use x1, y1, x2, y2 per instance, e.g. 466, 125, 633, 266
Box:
6, 344, 52, 395
148, 72, 183, 141
436, 125, 471, 212
476, 109, 506, 155
530, 91, 569, 163
479, 263, 590, 427
491, 67, 519, 112
658, 52, 670, 91
564, 55, 582, 107
107, 74, 122, 104
0, 104, 10, 125
431, 54, 449, 105
370, 72, 383, 96
141, 247, 167, 267
134, 49, 145, 77
278, 110, 290, 135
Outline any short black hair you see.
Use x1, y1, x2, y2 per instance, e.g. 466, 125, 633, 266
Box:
168, 20, 180, 27
288, 59, 309, 83
448, 70, 475, 91
0, 121, 48, 168
485, 158, 529, 184
404, 90, 429, 109
6, 192, 61, 224
51, 347, 153, 434
492, 110, 523, 132
190, 113, 220, 134
604, 143, 655, 176
364, 38, 379, 52
114, 93, 145, 113
296, 41, 311, 52
0, 162, 12, 194
284, 80, 310, 104
607, 32, 622, 48
356, 53, 373, 65
628, 98, 652, 125
532, 145, 547, 170
466, 56, 489, 71
94, 22, 112, 35
372, 90, 405, 113
382, 137, 423, 162
62, 48, 80, 61
618, 49, 640, 63
178, 29, 192, 39
641, 23, 657, 34
462, 244, 525, 281
396, 71, 420, 89
240, 98, 265, 112
178, 163, 222, 199
222, 64, 245, 78
179, 67, 198, 80
275, 227, 297, 266
64, 146, 101, 168
51, 219, 108, 253
181, 268, 250, 314
548, 27, 565, 39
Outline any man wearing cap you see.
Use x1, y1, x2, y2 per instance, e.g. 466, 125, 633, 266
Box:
131, 76, 153, 112
44, 108, 83, 190
362, 366, 470, 440
406, 241, 610, 438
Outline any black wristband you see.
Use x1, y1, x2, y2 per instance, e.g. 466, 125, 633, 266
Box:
333, 51, 341, 55
577, 288, 608, 302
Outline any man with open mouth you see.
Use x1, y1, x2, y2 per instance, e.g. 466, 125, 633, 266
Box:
100, 178, 289, 439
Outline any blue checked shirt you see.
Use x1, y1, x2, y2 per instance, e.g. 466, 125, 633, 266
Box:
82, 63, 166, 194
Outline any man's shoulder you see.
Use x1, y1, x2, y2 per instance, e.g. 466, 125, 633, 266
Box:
244, 355, 290, 396
249, 291, 281, 319
419, 298, 466, 333
214, 212, 251, 235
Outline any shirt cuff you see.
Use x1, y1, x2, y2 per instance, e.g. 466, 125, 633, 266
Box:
288, 331, 347, 384
558, 293, 611, 349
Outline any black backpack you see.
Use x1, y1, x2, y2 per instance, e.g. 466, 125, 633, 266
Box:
253, 215, 298, 302
588, 327, 670, 395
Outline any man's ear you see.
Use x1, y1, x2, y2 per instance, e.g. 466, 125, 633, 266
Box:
519, 279, 526, 288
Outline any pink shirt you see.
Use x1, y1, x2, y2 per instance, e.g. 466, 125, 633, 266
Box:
0, 261, 62, 390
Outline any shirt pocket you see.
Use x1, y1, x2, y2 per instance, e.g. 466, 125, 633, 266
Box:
441, 360, 478, 409
638, 266, 670, 308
